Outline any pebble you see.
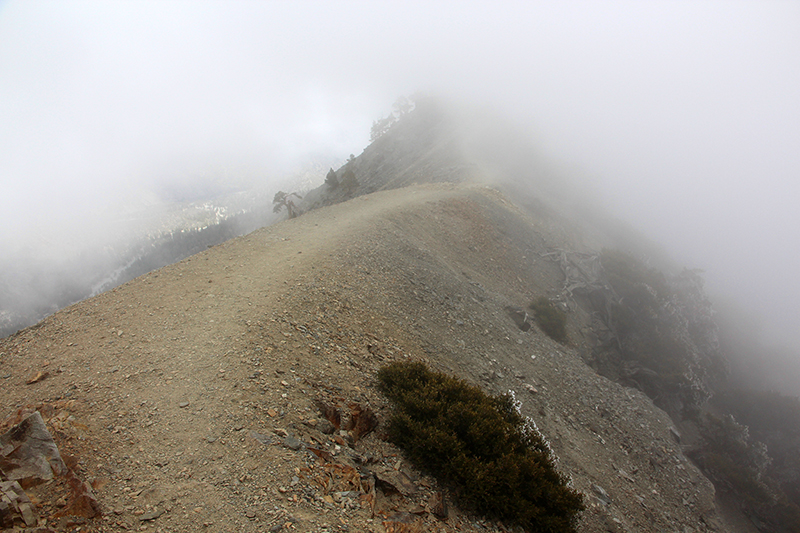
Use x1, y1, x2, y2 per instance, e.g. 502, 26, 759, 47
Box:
139, 509, 164, 521
316, 419, 335, 434
282, 435, 304, 451
592, 483, 612, 505
178, 402, 190, 408
249, 430, 272, 445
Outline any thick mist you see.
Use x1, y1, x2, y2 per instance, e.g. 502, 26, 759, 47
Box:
2, 1, 799, 390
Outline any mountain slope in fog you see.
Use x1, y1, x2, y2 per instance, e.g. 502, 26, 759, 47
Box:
296, 98, 800, 532
3, 97, 794, 532
0, 183, 732, 532
0, 156, 339, 338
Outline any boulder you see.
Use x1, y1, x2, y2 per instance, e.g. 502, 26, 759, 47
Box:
0, 411, 67, 487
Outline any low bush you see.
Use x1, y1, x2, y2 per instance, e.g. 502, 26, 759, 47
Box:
529, 297, 568, 344
377, 361, 583, 533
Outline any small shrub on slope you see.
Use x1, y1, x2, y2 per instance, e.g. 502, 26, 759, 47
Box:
377, 361, 583, 533
529, 297, 568, 344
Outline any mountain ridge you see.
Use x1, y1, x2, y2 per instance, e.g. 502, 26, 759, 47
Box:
1, 99, 767, 532
0, 182, 741, 532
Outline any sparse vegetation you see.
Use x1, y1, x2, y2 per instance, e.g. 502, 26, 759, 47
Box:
529, 297, 568, 344
272, 190, 302, 219
370, 116, 394, 142
689, 410, 800, 532
340, 168, 358, 196
377, 360, 584, 533
593, 249, 723, 415
370, 95, 415, 141
325, 168, 339, 189
594, 249, 800, 531
701, 389, 800, 532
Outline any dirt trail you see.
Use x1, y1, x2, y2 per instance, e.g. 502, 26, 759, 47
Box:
1, 183, 736, 532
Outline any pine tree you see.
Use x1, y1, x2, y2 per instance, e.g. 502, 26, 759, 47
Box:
325, 168, 339, 189
340, 169, 358, 196
272, 191, 302, 219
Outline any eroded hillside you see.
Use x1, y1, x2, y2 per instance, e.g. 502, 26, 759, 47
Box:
0, 184, 736, 532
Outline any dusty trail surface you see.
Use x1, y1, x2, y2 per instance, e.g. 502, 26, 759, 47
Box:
2, 184, 730, 532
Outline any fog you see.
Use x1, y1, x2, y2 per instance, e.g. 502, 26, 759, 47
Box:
2, 1, 799, 388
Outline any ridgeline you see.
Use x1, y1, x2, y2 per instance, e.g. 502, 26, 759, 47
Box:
3, 98, 796, 532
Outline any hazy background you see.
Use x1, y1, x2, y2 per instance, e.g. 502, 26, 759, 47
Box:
2, 1, 799, 389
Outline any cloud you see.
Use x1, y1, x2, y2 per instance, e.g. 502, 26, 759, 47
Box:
1, 0, 799, 357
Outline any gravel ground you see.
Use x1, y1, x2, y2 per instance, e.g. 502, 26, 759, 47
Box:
1, 183, 735, 532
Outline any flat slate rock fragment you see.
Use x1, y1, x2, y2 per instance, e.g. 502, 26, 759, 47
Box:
0, 480, 38, 527
0, 411, 67, 486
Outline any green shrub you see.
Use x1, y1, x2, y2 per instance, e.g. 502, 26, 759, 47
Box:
377, 361, 583, 533
529, 297, 568, 344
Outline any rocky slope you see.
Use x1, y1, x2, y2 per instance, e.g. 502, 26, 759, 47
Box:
1, 183, 739, 532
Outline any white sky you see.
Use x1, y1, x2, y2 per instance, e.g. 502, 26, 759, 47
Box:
1, 1, 799, 353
